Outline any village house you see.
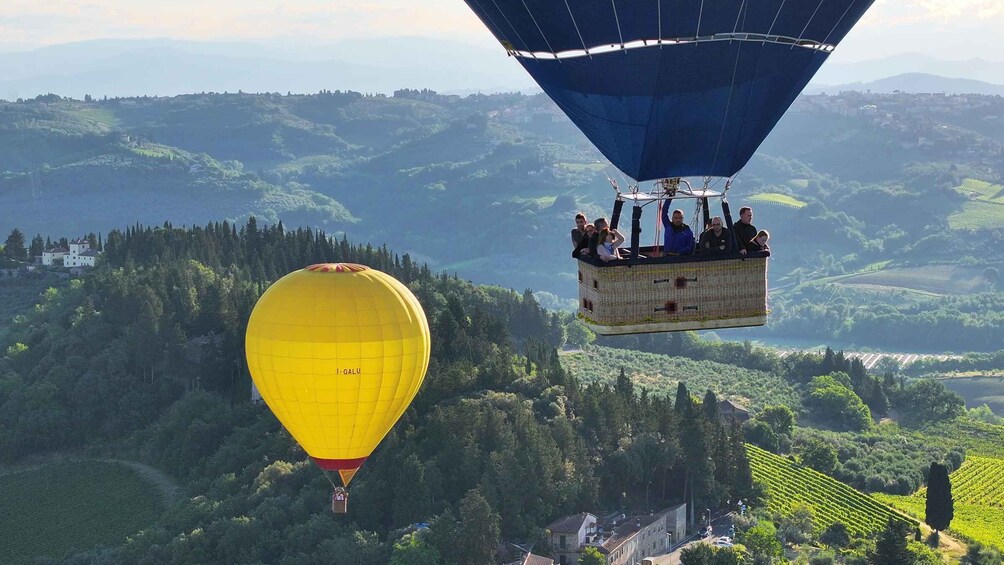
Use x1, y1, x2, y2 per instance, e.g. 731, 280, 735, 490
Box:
504, 551, 554, 565
718, 399, 750, 423
41, 246, 68, 266
63, 238, 100, 268
547, 512, 597, 565
547, 505, 686, 565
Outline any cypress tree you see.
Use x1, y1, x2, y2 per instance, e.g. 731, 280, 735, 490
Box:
675, 382, 691, 415
615, 367, 634, 399
871, 519, 913, 565
925, 461, 954, 532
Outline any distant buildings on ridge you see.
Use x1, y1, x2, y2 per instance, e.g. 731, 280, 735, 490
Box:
40, 238, 100, 269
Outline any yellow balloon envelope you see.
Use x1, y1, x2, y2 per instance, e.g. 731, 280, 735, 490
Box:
245, 263, 431, 486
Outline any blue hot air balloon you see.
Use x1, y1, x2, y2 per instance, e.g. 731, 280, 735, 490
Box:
463, 0, 874, 180
463, 0, 875, 335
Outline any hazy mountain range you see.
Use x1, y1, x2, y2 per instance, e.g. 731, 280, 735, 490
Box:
2, 39, 1004, 99
807, 73, 1004, 96
0, 38, 536, 100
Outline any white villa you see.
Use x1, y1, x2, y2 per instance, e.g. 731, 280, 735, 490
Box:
42, 238, 100, 268
41, 247, 68, 266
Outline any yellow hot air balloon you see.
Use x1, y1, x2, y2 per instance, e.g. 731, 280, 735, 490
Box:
245, 263, 431, 492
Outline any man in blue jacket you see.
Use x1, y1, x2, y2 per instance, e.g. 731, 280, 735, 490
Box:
661, 206, 695, 255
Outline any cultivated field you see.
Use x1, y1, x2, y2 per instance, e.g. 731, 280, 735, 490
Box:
749, 192, 807, 208
957, 178, 1004, 204
874, 456, 1004, 551
833, 264, 993, 295
949, 179, 1004, 229
747, 444, 914, 537
948, 201, 1004, 230
774, 349, 959, 370
560, 346, 799, 408
0, 460, 164, 564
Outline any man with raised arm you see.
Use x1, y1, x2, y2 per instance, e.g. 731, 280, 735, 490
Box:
661, 207, 695, 255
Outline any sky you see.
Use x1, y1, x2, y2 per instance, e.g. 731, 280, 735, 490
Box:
1, 0, 1003, 63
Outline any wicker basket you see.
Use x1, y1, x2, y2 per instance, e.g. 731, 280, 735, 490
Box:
577, 254, 768, 335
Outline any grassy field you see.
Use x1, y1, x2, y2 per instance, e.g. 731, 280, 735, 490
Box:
833, 264, 992, 295
66, 107, 121, 128
560, 346, 799, 408
750, 192, 807, 208
0, 460, 164, 564
747, 444, 914, 537
957, 178, 1004, 204
937, 377, 1004, 415
874, 456, 1004, 551
948, 201, 1004, 230
949, 179, 1004, 230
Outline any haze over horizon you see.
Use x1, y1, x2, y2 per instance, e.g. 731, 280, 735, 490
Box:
3, 1, 1004, 98
3, 0, 1004, 61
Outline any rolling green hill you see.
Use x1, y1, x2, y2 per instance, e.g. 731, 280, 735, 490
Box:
1, 90, 1003, 344
747, 444, 915, 537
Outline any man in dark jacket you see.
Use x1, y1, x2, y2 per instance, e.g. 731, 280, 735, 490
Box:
698, 216, 735, 257
661, 207, 695, 255
571, 213, 587, 249
734, 206, 758, 255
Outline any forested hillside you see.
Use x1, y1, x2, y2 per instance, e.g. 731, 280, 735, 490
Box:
0, 220, 758, 564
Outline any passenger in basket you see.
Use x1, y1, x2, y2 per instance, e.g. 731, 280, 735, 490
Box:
734, 206, 759, 255
661, 207, 695, 255
573, 223, 596, 258
587, 217, 609, 257
571, 213, 588, 248
596, 227, 625, 262
750, 230, 770, 253
698, 216, 734, 257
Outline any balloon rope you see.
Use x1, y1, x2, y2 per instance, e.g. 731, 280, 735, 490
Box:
820, 1, 857, 47
610, 0, 625, 48
766, 0, 788, 37
520, 1, 557, 57
794, 0, 826, 48
562, 0, 590, 57
488, 0, 533, 57
654, 201, 662, 251
708, 41, 744, 174
468, 0, 518, 55
321, 469, 339, 490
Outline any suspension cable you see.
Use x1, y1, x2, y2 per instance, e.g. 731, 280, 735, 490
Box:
820, 0, 858, 47
766, 0, 788, 38
696, 0, 706, 39
732, 0, 748, 35
563, 0, 592, 57
490, 0, 535, 57
469, 0, 517, 53
708, 38, 745, 175
610, 0, 626, 48
658, 0, 663, 47
794, 0, 826, 48
520, 0, 558, 58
